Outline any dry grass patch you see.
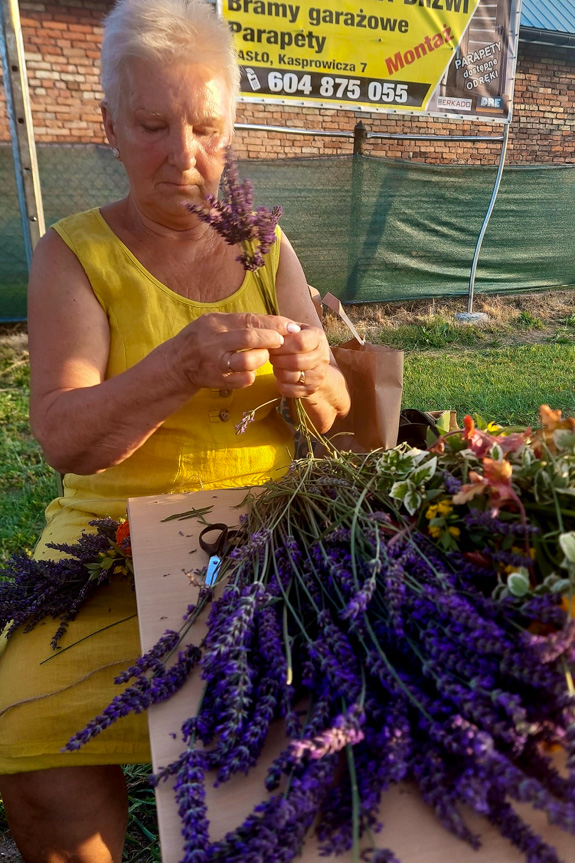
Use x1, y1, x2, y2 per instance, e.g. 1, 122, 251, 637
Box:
322, 288, 575, 345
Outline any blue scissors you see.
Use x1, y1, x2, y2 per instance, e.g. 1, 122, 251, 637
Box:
198, 523, 242, 586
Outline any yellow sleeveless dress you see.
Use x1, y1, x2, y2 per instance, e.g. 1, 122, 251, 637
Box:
0, 208, 293, 774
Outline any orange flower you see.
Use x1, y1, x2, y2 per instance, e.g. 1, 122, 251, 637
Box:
115, 519, 132, 556
453, 457, 522, 518
536, 405, 575, 454
452, 470, 487, 505
482, 458, 515, 504
462, 415, 530, 459
428, 438, 445, 455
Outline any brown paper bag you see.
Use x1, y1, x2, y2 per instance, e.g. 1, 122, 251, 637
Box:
324, 293, 404, 452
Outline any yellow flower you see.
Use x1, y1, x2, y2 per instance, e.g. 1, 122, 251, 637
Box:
437, 500, 453, 516
561, 596, 575, 618
425, 505, 438, 520
448, 526, 461, 538
428, 525, 442, 538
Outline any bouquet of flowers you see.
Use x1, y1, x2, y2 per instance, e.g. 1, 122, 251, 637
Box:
389, 406, 575, 609
30, 407, 573, 863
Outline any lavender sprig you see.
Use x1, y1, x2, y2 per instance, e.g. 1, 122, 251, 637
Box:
62, 643, 201, 752
187, 149, 282, 271
0, 518, 132, 649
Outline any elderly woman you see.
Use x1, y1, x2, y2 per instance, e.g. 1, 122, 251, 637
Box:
0, 0, 349, 859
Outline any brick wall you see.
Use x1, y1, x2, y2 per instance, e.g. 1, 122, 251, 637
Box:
1, 1, 574, 164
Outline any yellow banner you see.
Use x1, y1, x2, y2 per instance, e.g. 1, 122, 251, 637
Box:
218, 0, 518, 122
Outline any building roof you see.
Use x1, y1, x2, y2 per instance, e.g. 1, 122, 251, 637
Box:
521, 0, 575, 43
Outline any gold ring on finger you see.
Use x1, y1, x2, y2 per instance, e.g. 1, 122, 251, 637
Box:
223, 351, 235, 375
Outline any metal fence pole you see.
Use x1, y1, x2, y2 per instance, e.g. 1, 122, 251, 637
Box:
0, 0, 45, 268
466, 124, 510, 314
353, 121, 367, 156
346, 122, 368, 297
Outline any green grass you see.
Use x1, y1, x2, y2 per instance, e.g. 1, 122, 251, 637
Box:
402, 343, 575, 426
517, 309, 545, 330
0, 359, 55, 561
122, 765, 161, 862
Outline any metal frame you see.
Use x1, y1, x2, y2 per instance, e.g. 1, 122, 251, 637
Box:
467, 125, 510, 314
0, 0, 45, 268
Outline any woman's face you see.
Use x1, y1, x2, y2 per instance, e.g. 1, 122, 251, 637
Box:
103, 58, 231, 230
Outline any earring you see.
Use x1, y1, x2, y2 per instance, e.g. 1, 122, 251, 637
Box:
111, 147, 120, 160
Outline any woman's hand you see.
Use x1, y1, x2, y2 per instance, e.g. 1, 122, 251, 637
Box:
267, 323, 331, 399
168, 312, 303, 392
271, 231, 350, 432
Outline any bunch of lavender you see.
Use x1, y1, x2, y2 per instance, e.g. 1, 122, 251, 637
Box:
65, 451, 575, 863
0, 517, 133, 649
187, 148, 282, 271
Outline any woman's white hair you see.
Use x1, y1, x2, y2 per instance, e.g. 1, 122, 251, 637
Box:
101, 0, 239, 130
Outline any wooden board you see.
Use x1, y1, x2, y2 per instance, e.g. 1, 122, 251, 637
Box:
128, 489, 575, 863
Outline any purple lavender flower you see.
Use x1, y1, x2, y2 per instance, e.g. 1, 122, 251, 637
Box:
412, 744, 481, 848
0, 518, 131, 648
235, 410, 255, 435
366, 852, 402, 863
186, 149, 282, 271
173, 748, 211, 863
289, 704, 365, 762
442, 470, 462, 495
113, 629, 180, 684
62, 643, 201, 751
340, 575, 377, 620
524, 621, 575, 664
487, 792, 564, 863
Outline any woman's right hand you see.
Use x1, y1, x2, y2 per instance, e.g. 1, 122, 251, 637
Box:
168, 312, 302, 392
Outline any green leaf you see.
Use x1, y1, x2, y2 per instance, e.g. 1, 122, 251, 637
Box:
411, 457, 437, 486
390, 480, 412, 501
559, 532, 575, 564
445, 434, 467, 454
492, 583, 509, 601
554, 429, 575, 451
490, 443, 504, 461
434, 411, 452, 435
403, 488, 421, 516
439, 531, 458, 551
507, 570, 530, 597
543, 573, 562, 588
405, 448, 428, 465
556, 487, 575, 498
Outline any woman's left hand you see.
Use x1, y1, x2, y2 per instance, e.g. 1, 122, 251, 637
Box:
268, 323, 331, 399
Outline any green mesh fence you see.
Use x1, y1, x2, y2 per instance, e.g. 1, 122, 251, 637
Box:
1, 144, 575, 320
248, 157, 575, 303
0, 144, 129, 320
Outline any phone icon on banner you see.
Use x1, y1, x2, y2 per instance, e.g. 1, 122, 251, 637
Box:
245, 68, 261, 91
